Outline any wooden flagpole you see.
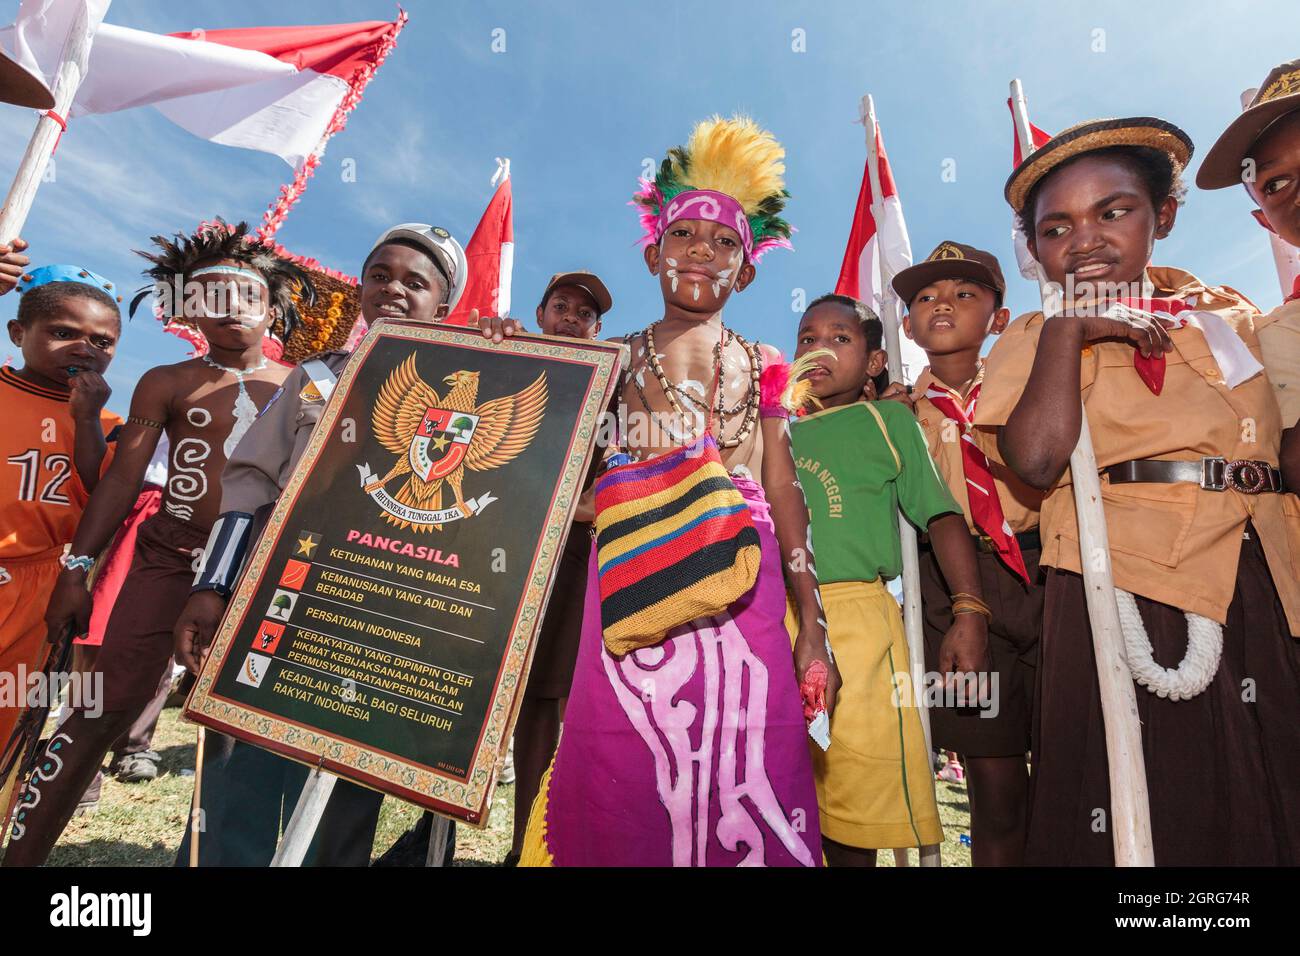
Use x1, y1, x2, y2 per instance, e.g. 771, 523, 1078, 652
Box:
0, 1, 93, 244
269, 764, 337, 867
187, 727, 206, 867
1009, 78, 1153, 867
861, 94, 940, 868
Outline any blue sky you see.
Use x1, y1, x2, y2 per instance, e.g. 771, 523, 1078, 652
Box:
0, 0, 1294, 415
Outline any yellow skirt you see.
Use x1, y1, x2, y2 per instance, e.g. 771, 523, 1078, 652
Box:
788, 579, 942, 850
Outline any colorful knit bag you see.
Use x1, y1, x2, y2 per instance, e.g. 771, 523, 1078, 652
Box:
594, 433, 761, 655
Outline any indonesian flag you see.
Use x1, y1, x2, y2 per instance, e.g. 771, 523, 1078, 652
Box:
1008, 98, 1053, 281
447, 160, 514, 326
0, 0, 405, 170
834, 121, 926, 383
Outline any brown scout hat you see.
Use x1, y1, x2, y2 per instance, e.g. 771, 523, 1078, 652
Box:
1004, 117, 1193, 213
1198, 58, 1300, 190
891, 241, 1006, 308
540, 269, 613, 315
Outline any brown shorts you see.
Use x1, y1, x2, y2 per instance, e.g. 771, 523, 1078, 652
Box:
90, 511, 209, 713
524, 524, 591, 700
919, 541, 1043, 758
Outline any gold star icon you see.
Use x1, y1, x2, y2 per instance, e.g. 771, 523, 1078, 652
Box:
295, 534, 319, 558
431, 435, 450, 452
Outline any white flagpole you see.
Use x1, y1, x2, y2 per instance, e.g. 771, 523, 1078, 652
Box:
1009, 78, 1154, 867
1238, 87, 1300, 301
0, 1, 94, 244
861, 94, 939, 868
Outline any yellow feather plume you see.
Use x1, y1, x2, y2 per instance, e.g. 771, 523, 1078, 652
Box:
783, 348, 835, 413
677, 115, 786, 216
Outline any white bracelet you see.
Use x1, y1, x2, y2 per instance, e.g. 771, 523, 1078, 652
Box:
59, 551, 94, 573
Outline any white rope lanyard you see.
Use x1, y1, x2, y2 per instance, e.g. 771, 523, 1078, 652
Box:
1115, 588, 1223, 701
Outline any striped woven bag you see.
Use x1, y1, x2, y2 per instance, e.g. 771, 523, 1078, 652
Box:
594, 433, 761, 655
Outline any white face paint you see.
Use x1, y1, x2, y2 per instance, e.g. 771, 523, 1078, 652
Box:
665, 257, 679, 293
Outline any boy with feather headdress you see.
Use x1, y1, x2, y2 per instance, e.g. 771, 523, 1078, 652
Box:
7, 220, 313, 863
481, 115, 836, 866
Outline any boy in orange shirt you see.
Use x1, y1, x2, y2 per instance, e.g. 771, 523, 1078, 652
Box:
0, 265, 121, 755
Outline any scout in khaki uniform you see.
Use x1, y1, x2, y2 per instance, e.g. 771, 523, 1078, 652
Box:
1198, 57, 1300, 452
978, 117, 1300, 866
890, 242, 1045, 867
170, 224, 470, 866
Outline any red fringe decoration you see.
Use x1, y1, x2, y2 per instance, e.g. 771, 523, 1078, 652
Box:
255, 10, 409, 242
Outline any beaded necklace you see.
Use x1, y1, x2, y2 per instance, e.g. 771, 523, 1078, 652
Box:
640, 321, 761, 449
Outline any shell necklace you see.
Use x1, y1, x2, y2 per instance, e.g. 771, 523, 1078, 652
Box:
203, 352, 268, 457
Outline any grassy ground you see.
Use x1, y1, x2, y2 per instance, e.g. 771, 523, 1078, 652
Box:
23, 707, 971, 867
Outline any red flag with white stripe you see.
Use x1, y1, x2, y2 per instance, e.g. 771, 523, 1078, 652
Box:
0, 1, 405, 171
446, 160, 514, 327
1008, 98, 1053, 281
0, 1, 406, 239
834, 121, 925, 381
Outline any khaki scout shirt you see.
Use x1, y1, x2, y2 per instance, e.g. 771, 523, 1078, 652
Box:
1258, 296, 1300, 427
219, 350, 350, 516
913, 365, 1043, 536
975, 266, 1300, 635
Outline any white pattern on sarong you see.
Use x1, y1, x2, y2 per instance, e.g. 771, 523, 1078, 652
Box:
601, 613, 815, 867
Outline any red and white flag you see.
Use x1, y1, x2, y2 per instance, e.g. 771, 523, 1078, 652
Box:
834, 121, 925, 382
1008, 98, 1053, 281
0, 0, 404, 171
447, 159, 514, 327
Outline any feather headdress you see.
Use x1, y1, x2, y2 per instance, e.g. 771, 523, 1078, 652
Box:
128, 218, 317, 343
633, 115, 793, 262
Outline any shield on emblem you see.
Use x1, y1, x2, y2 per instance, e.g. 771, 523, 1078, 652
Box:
409, 407, 480, 482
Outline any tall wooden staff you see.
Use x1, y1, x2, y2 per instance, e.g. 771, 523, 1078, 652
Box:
861, 94, 940, 868
1009, 79, 1153, 866
0, 0, 93, 244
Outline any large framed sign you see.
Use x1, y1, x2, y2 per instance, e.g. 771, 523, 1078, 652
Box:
185, 320, 622, 826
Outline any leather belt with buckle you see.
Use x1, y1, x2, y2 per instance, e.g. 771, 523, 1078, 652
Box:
1104, 457, 1282, 494
976, 529, 1042, 554
920, 528, 1042, 553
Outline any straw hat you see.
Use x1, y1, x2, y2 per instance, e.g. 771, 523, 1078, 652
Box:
1005, 117, 1193, 213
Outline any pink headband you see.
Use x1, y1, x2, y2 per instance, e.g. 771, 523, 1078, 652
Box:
655, 189, 754, 258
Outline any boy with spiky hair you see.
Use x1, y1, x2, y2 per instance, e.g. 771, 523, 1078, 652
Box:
163, 223, 469, 868
3, 221, 313, 864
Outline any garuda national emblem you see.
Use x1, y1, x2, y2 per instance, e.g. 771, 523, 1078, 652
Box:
356, 354, 548, 531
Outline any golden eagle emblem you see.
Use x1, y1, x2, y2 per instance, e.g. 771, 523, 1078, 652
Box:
360, 354, 548, 531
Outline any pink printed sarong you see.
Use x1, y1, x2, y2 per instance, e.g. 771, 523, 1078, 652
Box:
535, 476, 822, 866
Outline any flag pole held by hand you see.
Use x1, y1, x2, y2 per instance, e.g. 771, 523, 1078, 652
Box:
0, 1, 94, 244
1009, 78, 1153, 867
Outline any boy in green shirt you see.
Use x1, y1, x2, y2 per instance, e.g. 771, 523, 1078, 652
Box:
788, 292, 989, 866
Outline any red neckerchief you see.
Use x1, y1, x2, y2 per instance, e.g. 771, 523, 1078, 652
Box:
1114, 295, 1192, 395
923, 368, 1030, 584
1288, 275, 1300, 303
